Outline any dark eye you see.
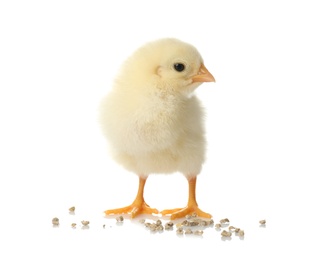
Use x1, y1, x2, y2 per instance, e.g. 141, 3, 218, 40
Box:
174, 63, 185, 72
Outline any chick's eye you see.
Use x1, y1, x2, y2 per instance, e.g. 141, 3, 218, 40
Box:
174, 63, 185, 72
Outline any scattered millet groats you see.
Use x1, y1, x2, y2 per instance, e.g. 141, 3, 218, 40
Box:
181, 214, 214, 227
194, 230, 204, 236
51, 208, 265, 240
228, 226, 241, 233
52, 217, 59, 226
81, 220, 90, 226
183, 228, 204, 236
156, 224, 164, 231
184, 228, 193, 235
69, 206, 75, 213
215, 223, 221, 229
259, 220, 266, 225
221, 230, 232, 237
234, 227, 241, 233
144, 219, 164, 232
176, 227, 184, 235
164, 221, 174, 230
228, 226, 236, 232
220, 218, 230, 224
116, 216, 124, 223
171, 214, 211, 236
238, 230, 245, 237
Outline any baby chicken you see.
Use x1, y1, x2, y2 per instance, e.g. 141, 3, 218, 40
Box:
99, 38, 215, 220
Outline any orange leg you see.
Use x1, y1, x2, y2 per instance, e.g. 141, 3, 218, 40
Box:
161, 177, 212, 220
105, 177, 159, 218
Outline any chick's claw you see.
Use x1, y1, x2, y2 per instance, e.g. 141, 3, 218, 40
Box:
105, 202, 159, 218
130, 203, 159, 218
161, 206, 212, 220
160, 208, 183, 216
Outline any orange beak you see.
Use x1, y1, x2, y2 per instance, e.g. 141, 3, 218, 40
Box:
191, 64, 215, 83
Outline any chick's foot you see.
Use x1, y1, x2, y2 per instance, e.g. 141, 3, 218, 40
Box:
161, 205, 212, 220
105, 202, 159, 218
161, 177, 212, 219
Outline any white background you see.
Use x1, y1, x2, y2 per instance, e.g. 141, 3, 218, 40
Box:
1, 0, 317, 259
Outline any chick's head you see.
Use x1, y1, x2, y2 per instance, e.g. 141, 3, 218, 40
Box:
118, 38, 215, 95
155, 38, 215, 94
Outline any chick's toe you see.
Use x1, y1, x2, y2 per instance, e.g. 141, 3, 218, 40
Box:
161, 206, 212, 220
105, 202, 159, 219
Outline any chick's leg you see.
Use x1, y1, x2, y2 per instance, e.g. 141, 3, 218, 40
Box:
105, 177, 159, 218
161, 177, 212, 220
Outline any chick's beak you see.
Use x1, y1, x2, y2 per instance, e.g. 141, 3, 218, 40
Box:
191, 64, 215, 83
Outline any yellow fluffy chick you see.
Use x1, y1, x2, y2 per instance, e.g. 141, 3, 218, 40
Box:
99, 38, 215, 220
